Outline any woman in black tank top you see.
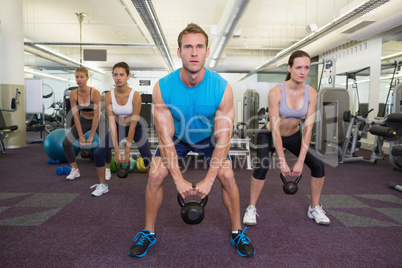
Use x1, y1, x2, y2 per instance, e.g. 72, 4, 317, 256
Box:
62, 67, 111, 181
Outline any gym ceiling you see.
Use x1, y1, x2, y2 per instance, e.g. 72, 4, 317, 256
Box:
22, 0, 402, 78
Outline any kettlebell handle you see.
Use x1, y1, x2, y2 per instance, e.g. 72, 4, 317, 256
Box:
80, 143, 94, 149
114, 158, 131, 170
177, 185, 208, 208
280, 173, 302, 184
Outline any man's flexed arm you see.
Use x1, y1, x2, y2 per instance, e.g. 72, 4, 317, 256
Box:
196, 84, 235, 198
153, 82, 193, 198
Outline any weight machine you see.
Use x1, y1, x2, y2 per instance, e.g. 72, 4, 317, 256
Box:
0, 89, 20, 153
339, 109, 384, 164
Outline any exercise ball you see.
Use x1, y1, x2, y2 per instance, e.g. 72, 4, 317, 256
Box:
110, 157, 118, 173
44, 129, 70, 162
136, 157, 147, 173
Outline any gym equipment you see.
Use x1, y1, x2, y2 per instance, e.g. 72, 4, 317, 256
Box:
136, 157, 147, 172
74, 131, 99, 160
114, 158, 133, 178
257, 107, 269, 126
56, 167, 64, 175
236, 122, 248, 139
367, 112, 402, 171
110, 157, 118, 173
62, 165, 71, 175
381, 61, 400, 117
62, 87, 78, 128
56, 165, 71, 175
388, 182, 402, 193
314, 88, 350, 156
110, 156, 135, 173
339, 109, 383, 164
48, 159, 60, 165
243, 89, 259, 146
0, 88, 20, 153
280, 173, 302, 195
388, 83, 402, 171
44, 129, 70, 162
139, 93, 153, 130
177, 187, 208, 225
115, 162, 130, 178
80, 144, 93, 158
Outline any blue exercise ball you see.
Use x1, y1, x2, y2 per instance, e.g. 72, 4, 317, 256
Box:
44, 129, 70, 162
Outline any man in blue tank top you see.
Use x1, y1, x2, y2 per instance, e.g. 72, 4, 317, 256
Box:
128, 23, 255, 258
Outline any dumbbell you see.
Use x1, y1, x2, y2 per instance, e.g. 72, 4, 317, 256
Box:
280, 173, 302, 195
48, 159, 60, 165
177, 186, 208, 225
56, 165, 71, 175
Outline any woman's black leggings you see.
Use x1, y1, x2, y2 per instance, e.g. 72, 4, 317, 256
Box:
94, 119, 152, 168
62, 115, 112, 164
252, 127, 325, 180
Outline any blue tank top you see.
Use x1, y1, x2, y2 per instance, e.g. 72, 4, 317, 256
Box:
159, 68, 227, 144
278, 82, 309, 119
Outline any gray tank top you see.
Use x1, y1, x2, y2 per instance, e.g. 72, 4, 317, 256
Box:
278, 82, 309, 119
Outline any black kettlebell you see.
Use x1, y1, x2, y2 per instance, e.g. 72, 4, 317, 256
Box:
177, 187, 208, 225
114, 160, 131, 178
80, 144, 93, 158
280, 173, 302, 195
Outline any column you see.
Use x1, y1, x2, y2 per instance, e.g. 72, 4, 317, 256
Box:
0, 0, 26, 149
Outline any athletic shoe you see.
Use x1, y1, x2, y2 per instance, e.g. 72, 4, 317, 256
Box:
308, 205, 330, 225
128, 230, 156, 258
243, 205, 259, 225
105, 168, 111, 181
66, 168, 80, 180
90, 184, 108, 197
231, 228, 255, 257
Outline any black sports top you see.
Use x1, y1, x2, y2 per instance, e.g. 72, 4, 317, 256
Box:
76, 88, 94, 112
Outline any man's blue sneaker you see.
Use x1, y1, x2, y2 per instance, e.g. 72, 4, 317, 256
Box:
128, 230, 156, 258
231, 227, 255, 257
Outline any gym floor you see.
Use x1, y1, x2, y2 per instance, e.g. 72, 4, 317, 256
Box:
0, 133, 401, 267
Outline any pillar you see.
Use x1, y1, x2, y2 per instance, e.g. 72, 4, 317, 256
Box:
0, 0, 26, 149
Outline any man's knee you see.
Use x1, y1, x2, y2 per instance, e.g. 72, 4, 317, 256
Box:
148, 158, 168, 189
218, 167, 236, 188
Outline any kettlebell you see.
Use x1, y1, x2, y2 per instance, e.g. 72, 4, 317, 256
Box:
114, 160, 131, 178
80, 144, 93, 158
280, 173, 302, 195
237, 122, 248, 139
177, 187, 208, 225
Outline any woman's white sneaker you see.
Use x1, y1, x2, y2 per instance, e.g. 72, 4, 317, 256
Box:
307, 205, 330, 225
66, 168, 80, 180
243, 205, 259, 225
90, 184, 109, 197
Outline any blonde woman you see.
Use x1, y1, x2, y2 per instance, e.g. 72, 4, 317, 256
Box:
62, 67, 112, 181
